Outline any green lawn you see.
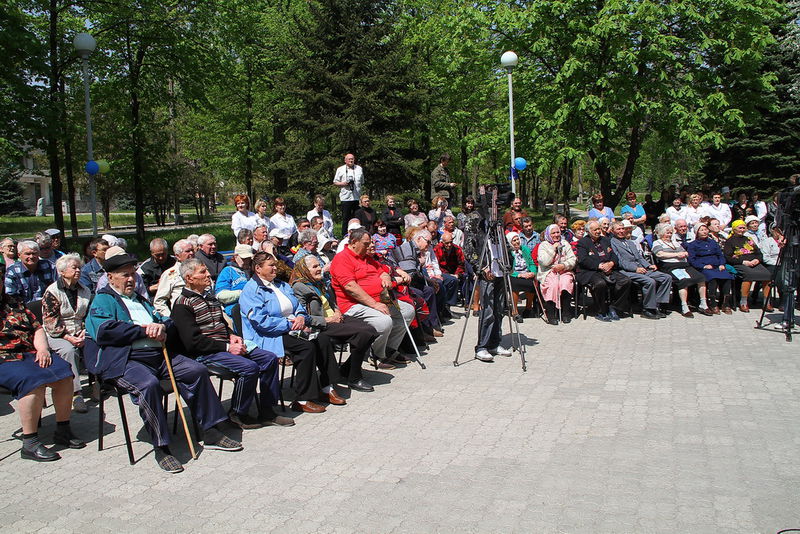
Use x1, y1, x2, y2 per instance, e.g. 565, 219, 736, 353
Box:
0, 206, 225, 237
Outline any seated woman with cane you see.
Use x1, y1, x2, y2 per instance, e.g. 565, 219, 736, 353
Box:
0, 266, 85, 462
723, 219, 773, 313
505, 232, 538, 320
239, 251, 344, 413
536, 224, 576, 325
291, 255, 378, 392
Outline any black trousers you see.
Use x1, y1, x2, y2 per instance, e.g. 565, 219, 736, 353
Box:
706, 278, 732, 307
584, 271, 632, 314
340, 200, 359, 236
282, 334, 340, 401
322, 317, 378, 382
475, 277, 505, 351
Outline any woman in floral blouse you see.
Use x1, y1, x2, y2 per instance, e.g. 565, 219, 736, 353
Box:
41, 254, 92, 413
723, 220, 772, 313
0, 264, 85, 462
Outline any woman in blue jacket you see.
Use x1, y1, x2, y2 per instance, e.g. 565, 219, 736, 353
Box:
239, 251, 343, 414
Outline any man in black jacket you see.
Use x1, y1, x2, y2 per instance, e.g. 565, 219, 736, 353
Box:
137, 238, 175, 298
576, 221, 632, 321
171, 259, 293, 430
196, 234, 227, 282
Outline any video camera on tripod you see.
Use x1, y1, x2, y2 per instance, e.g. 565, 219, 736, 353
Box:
475, 182, 515, 224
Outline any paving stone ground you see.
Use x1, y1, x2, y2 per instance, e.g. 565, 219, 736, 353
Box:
1, 309, 799, 533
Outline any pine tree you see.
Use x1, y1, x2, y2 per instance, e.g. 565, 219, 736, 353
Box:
702, 7, 800, 194
276, 0, 425, 197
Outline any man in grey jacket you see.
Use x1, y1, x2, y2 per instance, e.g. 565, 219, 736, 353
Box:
609, 221, 672, 320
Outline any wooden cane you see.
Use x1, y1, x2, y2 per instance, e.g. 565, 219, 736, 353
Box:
162, 346, 197, 460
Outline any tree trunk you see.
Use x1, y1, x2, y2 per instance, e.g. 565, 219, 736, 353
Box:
130, 45, 147, 242
59, 78, 79, 238
47, 0, 64, 236
272, 122, 288, 192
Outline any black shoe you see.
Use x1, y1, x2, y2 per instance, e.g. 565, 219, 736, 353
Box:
53, 430, 87, 449
348, 379, 375, 392
229, 411, 263, 430
642, 310, 660, 320
657, 309, 668, 318
513, 314, 523, 323
562, 315, 572, 324
21, 443, 61, 462
547, 317, 559, 325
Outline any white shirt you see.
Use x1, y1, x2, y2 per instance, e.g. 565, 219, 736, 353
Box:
153, 261, 184, 317
262, 278, 294, 317
666, 206, 689, 224
451, 227, 465, 248
701, 202, 732, 228
269, 213, 297, 237
333, 164, 364, 202
231, 211, 259, 238
307, 208, 335, 237
761, 236, 780, 265
685, 205, 704, 226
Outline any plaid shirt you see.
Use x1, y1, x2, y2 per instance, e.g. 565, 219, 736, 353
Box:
433, 242, 466, 276
4, 260, 55, 304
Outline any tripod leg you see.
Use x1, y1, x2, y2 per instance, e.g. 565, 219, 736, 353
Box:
454, 274, 479, 366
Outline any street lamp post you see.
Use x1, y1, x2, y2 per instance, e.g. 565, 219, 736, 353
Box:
501, 50, 519, 196
73, 32, 98, 237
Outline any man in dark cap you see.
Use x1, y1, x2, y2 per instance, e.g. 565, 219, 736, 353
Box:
85, 251, 242, 474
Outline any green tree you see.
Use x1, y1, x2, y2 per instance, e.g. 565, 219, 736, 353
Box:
275, 0, 426, 198
486, 0, 783, 208
701, 3, 800, 193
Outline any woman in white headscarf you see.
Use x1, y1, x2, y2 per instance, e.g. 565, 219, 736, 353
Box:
536, 224, 576, 325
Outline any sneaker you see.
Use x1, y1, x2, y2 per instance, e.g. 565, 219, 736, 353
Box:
229, 411, 263, 430
608, 307, 620, 321
475, 349, 494, 362
203, 434, 243, 452
490, 346, 513, 357
155, 449, 184, 474
260, 415, 296, 427
595, 313, 612, 322
72, 396, 88, 414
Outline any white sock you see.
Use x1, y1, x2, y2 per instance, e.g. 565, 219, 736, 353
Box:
681, 302, 690, 313
740, 296, 748, 306
322, 385, 333, 394
297, 400, 307, 405
699, 298, 707, 308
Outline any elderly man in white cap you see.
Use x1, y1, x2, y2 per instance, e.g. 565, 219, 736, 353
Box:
153, 239, 195, 316
336, 219, 363, 254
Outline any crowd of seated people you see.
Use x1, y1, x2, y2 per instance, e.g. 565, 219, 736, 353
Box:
2, 180, 796, 471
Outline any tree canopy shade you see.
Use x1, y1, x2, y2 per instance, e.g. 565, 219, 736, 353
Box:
484, 0, 785, 207
701, 1, 800, 194
0, 0, 794, 237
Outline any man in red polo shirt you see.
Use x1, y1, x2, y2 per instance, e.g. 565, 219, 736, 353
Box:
330, 228, 415, 365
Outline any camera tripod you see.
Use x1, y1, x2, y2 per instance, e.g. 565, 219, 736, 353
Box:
755, 230, 798, 342
453, 189, 527, 371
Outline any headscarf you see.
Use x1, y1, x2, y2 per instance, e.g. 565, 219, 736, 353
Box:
731, 219, 745, 231
693, 221, 707, 235
505, 232, 520, 246
543, 224, 560, 244
289, 254, 323, 291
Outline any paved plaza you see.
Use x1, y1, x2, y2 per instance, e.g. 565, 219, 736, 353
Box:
1, 310, 799, 533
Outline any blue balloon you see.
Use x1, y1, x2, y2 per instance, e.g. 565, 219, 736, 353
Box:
85, 160, 99, 175
514, 157, 527, 171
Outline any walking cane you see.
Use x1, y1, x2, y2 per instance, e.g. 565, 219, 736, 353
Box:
162, 346, 197, 460
391, 300, 426, 370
